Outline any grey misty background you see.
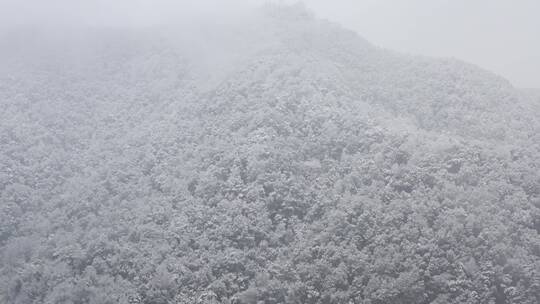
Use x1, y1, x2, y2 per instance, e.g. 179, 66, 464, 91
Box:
2, 0, 540, 89
1, 1, 540, 304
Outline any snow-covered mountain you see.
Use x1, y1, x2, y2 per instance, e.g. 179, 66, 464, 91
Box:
1, 4, 539, 304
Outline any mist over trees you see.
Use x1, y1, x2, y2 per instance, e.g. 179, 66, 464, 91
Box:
1, 4, 539, 304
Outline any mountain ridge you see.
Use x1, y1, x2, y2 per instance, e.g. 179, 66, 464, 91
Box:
1, 5, 539, 304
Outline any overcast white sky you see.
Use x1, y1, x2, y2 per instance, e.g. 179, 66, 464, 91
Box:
1, 0, 539, 88
304, 0, 540, 89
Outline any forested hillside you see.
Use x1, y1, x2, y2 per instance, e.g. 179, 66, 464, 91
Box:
1, 5, 539, 304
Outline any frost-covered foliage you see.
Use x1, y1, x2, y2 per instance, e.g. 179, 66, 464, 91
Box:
1, 5, 540, 304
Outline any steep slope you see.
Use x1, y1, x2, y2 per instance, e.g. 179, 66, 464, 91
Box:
1, 5, 539, 304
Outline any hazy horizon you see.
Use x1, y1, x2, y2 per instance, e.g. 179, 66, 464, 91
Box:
1, 0, 538, 88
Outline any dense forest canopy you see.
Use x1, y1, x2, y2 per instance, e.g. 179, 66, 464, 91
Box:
1, 4, 539, 304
